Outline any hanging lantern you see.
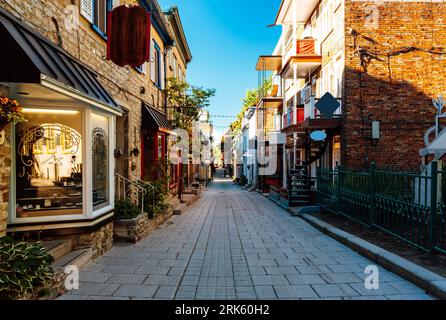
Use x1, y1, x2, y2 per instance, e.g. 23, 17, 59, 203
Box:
107, 5, 151, 68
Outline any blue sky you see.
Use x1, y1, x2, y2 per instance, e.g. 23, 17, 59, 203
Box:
161, 0, 282, 141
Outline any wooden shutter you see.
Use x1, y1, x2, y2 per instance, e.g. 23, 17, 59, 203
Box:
80, 0, 94, 24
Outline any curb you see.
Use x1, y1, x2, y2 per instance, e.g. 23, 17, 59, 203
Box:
297, 212, 446, 300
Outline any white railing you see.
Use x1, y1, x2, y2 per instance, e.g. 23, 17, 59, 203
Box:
115, 172, 146, 214
304, 95, 342, 120
128, 174, 157, 218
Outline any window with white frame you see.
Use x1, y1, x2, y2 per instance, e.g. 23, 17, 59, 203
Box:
171, 54, 177, 78
153, 41, 161, 87
80, 0, 119, 38
12, 106, 114, 222
334, 53, 344, 97
92, 113, 110, 210
317, 0, 333, 43
15, 109, 84, 218
93, 0, 110, 35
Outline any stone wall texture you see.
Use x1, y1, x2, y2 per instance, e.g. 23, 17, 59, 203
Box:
75, 222, 114, 258
114, 207, 174, 243
343, 1, 446, 171
0, 84, 10, 238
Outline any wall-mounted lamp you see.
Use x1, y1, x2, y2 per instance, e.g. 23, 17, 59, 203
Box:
114, 148, 123, 159
130, 147, 140, 157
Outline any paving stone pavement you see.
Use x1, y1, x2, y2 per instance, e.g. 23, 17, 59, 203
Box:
59, 177, 434, 300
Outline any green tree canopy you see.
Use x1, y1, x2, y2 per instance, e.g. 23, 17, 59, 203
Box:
165, 77, 216, 131
229, 77, 272, 137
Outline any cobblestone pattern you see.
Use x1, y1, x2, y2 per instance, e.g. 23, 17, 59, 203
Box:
60, 179, 434, 300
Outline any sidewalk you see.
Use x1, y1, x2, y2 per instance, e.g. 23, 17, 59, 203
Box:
59, 179, 433, 300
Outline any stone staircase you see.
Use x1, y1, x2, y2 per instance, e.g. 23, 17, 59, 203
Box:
43, 239, 93, 271
288, 164, 311, 207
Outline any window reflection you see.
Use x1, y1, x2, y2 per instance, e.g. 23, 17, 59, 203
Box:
16, 113, 83, 218
92, 127, 109, 210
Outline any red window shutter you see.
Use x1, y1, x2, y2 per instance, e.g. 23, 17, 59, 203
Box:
107, 5, 151, 67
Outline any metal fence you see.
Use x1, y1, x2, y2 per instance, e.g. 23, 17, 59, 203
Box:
316, 161, 446, 253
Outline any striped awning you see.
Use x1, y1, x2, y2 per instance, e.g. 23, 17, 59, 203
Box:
142, 103, 174, 133
0, 8, 121, 114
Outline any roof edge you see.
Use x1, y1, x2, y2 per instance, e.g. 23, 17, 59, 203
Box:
165, 6, 192, 64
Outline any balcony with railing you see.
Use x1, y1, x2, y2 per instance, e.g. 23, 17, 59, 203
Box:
281, 38, 322, 80
281, 84, 342, 131
256, 55, 283, 103
302, 92, 342, 129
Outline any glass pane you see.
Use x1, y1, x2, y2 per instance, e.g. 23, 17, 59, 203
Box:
92, 113, 109, 210
16, 109, 83, 218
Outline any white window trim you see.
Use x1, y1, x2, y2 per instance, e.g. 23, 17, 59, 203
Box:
90, 108, 115, 217
8, 105, 116, 224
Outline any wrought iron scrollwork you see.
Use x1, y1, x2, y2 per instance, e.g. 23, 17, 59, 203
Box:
17, 123, 81, 180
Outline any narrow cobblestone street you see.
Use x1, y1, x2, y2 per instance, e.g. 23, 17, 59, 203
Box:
60, 176, 433, 300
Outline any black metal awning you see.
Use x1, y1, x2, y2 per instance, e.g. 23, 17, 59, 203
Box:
142, 103, 174, 133
0, 8, 120, 113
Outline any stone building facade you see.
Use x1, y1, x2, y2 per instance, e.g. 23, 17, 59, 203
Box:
0, 0, 171, 179
0, 0, 177, 256
343, 0, 446, 170
164, 6, 192, 190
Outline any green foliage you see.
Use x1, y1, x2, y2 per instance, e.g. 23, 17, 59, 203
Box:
141, 181, 169, 219
242, 88, 259, 109
213, 144, 222, 165
165, 78, 216, 130
114, 199, 141, 220
229, 78, 272, 137
0, 237, 54, 300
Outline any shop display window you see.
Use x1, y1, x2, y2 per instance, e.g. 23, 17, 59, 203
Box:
15, 109, 83, 218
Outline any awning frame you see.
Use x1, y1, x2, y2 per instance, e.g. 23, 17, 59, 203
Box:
142, 103, 175, 134
0, 7, 121, 115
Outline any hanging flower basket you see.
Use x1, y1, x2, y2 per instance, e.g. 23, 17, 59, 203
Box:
0, 97, 26, 130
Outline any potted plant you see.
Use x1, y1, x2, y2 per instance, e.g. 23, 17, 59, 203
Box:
0, 97, 26, 130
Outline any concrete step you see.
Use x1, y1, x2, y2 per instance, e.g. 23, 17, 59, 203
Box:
183, 194, 200, 206
173, 203, 188, 215
42, 239, 73, 261
51, 248, 93, 271
168, 198, 181, 209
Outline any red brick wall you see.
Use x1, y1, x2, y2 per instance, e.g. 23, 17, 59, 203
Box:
343, 1, 446, 171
